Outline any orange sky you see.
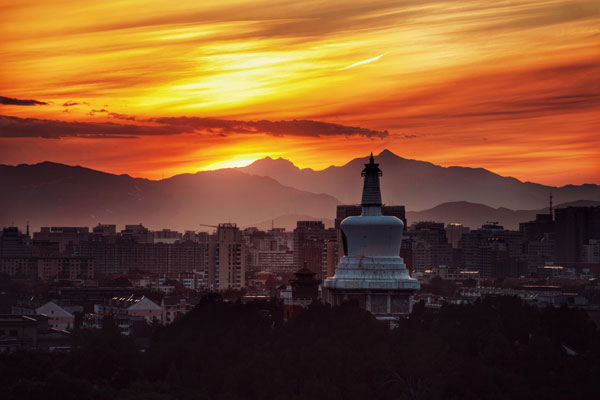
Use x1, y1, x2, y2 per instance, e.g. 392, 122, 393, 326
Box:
1, 0, 599, 185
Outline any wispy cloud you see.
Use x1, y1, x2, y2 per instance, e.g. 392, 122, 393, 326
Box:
339, 54, 385, 70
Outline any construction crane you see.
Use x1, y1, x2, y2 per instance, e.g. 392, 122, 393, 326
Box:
199, 223, 218, 229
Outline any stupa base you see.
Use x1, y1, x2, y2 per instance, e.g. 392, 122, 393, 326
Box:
324, 288, 416, 320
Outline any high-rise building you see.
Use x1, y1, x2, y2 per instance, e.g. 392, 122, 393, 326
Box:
152, 229, 182, 244
34, 227, 88, 253
292, 221, 336, 280
408, 222, 453, 272
93, 224, 117, 237
555, 206, 600, 263
582, 239, 600, 263
520, 213, 553, 242
211, 223, 245, 291
121, 224, 153, 243
75, 240, 209, 278
445, 223, 470, 249
249, 250, 294, 275
459, 223, 524, 279
0, 226, 32, 258
520, 213, 555, 275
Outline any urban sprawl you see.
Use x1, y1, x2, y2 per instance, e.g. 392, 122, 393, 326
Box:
1, 203, 599, 350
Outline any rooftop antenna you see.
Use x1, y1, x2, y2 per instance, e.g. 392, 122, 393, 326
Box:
549, 193, 553, 216
26, 221, 30, 237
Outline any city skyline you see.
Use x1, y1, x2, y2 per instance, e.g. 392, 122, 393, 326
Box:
1, 1, 599, 185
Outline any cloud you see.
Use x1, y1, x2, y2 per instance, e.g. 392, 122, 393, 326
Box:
88, 109, 108, 116
0, 96, 47, 106
0, 115, 178, 139
151, 117, 388, 138
0, 115, 388, 139
62, 101, 79, 107
109, 112, 136, 121
314, 59, 600, 130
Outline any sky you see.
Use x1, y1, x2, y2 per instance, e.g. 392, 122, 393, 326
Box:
0, 0, 599, 185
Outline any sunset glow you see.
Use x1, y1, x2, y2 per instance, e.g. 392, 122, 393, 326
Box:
1, 0, 599, 184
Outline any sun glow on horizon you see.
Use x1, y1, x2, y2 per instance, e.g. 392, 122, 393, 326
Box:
201, 157, 262, 171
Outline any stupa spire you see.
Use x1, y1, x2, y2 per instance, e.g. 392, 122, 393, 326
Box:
360, 152, 383, 208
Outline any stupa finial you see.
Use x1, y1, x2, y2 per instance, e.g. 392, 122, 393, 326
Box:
361, 153, 382, 208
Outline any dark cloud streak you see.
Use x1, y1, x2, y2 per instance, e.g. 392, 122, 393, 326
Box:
0, 96, 47, 106
151, 117, 388, 138
0, 115, 388, 139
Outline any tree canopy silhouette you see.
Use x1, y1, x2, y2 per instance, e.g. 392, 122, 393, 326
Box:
1, 295, 599, 400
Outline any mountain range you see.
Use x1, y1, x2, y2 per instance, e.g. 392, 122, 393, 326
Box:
405, 200, 600, 231
1, 150, 598, 232
239, 149, 599, 210
0, 162, 339, 232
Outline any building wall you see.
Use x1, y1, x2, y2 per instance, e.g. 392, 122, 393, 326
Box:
583, 239, 600, 263
555, 206, 600, 263
34, 227, 89, 253
293, 221, 336, 277
445, 223, 470, 249
76, 241, 209, 277
214, 224, 246, 291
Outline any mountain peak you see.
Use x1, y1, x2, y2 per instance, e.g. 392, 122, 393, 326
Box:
247, 156, 299, 169
378, 149, 398, 157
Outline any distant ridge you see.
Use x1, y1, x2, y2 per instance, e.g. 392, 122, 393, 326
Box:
240, 149, 599, 210
243, 200, 600, 232
406, 200, 600, 230
1, 152, 598, 232
0, 162, 340, 232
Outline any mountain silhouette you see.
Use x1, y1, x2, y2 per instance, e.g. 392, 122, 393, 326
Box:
406, 200, 600, 230
0, 162, 340, 232
1, 152, 598, 232
240, 149, 599, 210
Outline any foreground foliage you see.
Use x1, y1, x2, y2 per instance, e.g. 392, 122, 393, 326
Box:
1, 295, 599, 400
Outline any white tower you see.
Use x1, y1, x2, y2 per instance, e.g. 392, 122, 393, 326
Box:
324, 153, 419, 322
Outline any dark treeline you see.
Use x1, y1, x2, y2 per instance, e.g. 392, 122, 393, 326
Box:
1, 295, 599, 400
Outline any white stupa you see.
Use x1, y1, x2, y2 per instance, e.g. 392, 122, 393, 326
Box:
324, 153, 420, 321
